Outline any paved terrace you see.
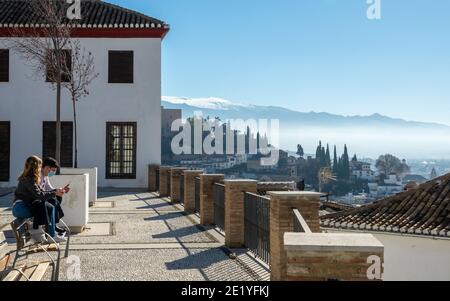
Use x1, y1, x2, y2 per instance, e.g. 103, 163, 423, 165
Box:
0, 191, 269, 281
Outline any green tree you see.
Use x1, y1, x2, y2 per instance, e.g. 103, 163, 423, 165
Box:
341, 145, 350, 180
332, 145, 338, 174
297, 144, 304, 158
376, 154, 410, 177
316, 141, 323, 163
325, 144, 331, 167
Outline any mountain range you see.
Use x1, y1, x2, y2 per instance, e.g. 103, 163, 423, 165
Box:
162, 96, 450, 130
161, 96, 450, 158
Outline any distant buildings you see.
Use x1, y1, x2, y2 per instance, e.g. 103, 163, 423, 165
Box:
402, 174, 428, 185
350, 160, 375, 181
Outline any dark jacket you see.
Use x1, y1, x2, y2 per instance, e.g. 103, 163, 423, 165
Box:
14, 177, 56, 206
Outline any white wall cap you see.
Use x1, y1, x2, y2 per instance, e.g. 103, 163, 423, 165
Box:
284, 233, 384, 253
268, 191, 324, 197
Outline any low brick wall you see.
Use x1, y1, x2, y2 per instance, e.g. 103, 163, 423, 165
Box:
268, 191, 322, 281
284, 233, 384, 281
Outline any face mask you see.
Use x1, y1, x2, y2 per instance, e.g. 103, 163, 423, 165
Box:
48, 171, 56, 177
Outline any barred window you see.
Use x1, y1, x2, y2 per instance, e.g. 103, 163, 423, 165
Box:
106, 122, 137, 179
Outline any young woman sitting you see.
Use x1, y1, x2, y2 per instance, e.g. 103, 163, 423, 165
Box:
12, 156, 66, 243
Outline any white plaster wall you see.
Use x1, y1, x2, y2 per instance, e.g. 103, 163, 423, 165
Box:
0, 37, 162, 188
325, 228, 450, 281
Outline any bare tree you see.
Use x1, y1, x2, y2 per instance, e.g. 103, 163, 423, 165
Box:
7, 0, 73, 164
62, 40, 99, 167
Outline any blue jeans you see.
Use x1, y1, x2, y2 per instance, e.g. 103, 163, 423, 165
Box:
13, 200, 56, 237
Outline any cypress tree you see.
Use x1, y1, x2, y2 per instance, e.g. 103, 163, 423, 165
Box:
316, 141, 322, 163
337, 156, 342, 179
326, 144, 331, 167
342, 144, 350, 180
333, 145, 338, 174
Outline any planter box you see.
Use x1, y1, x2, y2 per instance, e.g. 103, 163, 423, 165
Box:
60, 168, 97, 207
51, 174, 89, 233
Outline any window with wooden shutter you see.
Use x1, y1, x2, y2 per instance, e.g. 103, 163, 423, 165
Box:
0, 49, 9, 82
106, 122, 137, 179
0, 122, 10, 181
46, 50, 72, 83
108, 51, 134, 84
42, 122, 73, 168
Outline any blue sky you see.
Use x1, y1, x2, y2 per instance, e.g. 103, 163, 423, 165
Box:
109, 0, 450, 125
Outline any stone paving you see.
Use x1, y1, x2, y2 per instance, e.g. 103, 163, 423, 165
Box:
0, 190, 268, 281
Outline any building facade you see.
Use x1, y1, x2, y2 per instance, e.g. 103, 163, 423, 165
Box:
0, 1, 169, 188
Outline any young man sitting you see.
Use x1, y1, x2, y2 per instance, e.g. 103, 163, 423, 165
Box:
40, 157, 70, 238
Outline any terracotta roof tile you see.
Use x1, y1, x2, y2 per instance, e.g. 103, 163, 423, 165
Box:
320, 173, 450, 237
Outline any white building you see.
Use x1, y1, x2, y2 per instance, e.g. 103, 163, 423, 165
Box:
350, 161, 375, 181
321, 173, 450, 281
0, 1, 169, 188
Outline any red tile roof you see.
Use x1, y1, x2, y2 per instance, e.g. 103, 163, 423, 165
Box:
0, 0, 167, 29
320, 173, 450, 237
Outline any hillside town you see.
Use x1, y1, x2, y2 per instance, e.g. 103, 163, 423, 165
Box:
161, 107, 443, 206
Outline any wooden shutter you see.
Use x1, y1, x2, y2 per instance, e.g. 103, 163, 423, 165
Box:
0, 50, 9, 82
0, 122, 10, 181
42, 122, 73, 168
108, 51, 134, 83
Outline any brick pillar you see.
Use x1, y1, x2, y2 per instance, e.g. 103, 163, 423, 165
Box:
224, 180, 258, 248
159, 166, 171, 197
170, 168, 186, 203
183, 170, 203, 212
148, 164, 160, 192
200, 174, 225, 225
268, 191, 322, 281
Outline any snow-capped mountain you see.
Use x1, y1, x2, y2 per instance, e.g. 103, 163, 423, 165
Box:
161, 96, 450, 158
161, 96, 450, 130
162, 96, 250, 111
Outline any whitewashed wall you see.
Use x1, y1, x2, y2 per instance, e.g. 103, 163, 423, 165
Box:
324, 228, 450, 281
0, 37, 162, 188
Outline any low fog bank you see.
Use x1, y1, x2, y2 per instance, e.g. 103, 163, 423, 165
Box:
279, 126, 450, 159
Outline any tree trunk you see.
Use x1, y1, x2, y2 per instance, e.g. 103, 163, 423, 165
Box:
72, 96, 78, 168
56, 70, 61, 166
